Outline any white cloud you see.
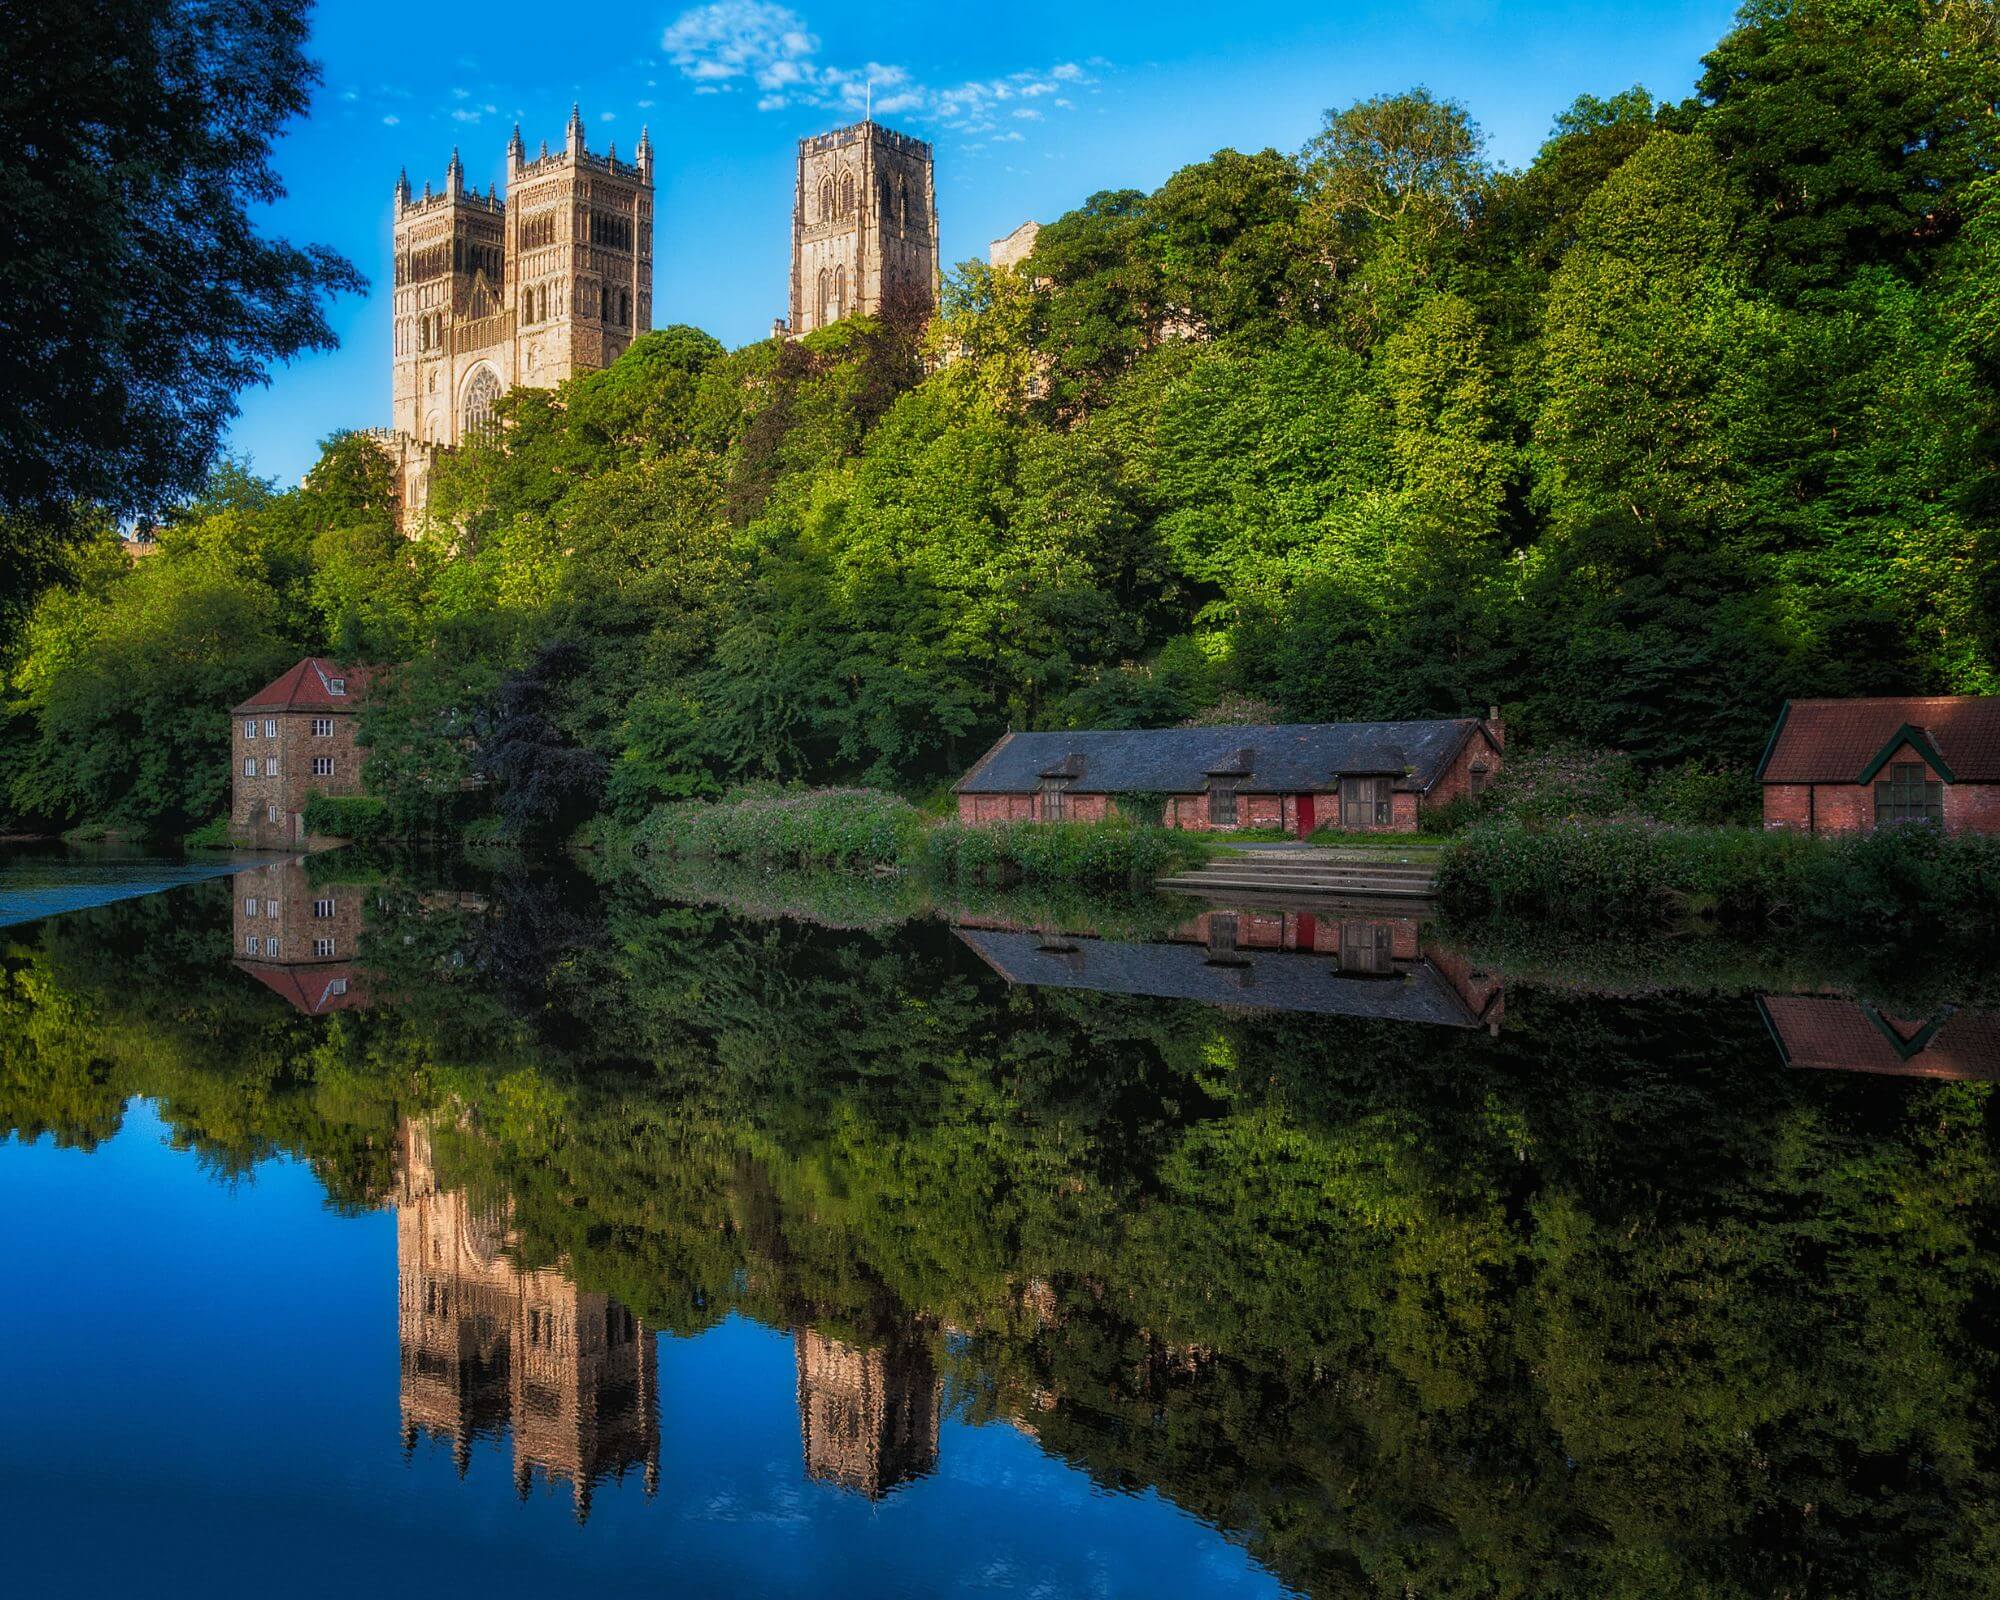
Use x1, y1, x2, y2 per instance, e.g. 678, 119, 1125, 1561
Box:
658, 2, 1097, 137
382, 114, 400, 125
451, 86, 470, 99
1011, 108, 1042, 121
451, 107, 482, 122
601, 110, 617, 121
638, 98, 655, 108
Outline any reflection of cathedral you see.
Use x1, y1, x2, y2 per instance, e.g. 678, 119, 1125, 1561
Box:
396, 1122, 658, 1520
795, 1327, 942, 1499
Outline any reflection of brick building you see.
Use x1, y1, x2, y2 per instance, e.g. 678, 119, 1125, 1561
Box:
230, 860, 369, 1013
795, 1327, 941, 1499
957, 910, 1503, 1030
397, 1122, 658, 1520
1758, 996, 2000, 1081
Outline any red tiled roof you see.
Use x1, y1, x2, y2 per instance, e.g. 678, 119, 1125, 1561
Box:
1760, 995, 2000, 1081
233, 960, 369, 1015
233, 657, 376, 715
1758, 697, 2000, 783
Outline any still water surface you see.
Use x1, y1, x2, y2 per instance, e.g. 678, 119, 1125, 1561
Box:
2, 848, 1996, 1598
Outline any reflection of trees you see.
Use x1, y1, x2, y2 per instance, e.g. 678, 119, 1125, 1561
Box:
3, 870, 1997, 1597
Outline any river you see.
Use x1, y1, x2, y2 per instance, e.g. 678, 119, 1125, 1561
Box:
1, 846, 1995, 1598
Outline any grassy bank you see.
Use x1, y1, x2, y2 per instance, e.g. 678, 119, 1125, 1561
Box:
1437, 818, 2000, 931
629, 788, 1209, 889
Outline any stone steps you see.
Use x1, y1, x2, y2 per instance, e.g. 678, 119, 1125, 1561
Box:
1159, 850, 1439, 902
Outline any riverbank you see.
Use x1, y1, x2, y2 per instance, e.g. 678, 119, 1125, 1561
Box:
1437, 817, 2000, 932
626, 788, 1209, 889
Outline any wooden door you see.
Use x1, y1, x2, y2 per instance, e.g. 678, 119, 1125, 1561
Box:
1295, 793, 1315, 838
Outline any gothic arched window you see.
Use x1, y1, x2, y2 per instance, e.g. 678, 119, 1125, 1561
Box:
817, 268, 830, 325
461, 366, 503, 440
833, 264, 846, 320
819, 178, 834, 221
840, 173, 854, 215
898, 177, 910, 228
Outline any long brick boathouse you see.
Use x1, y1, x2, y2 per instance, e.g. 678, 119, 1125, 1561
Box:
952, 716, 1504, 837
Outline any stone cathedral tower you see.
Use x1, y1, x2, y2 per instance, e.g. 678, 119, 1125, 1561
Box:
785, 120, 938, 336
382, 108, 653, 515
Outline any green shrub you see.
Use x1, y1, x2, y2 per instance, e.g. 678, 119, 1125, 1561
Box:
633, 787, 925, 869
181, 816, 233, 850
920, 818, 1207, 887
302, 793, 391, 841
1438, 817, 2000, 930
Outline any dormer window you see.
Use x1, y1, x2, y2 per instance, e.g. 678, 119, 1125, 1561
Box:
1875, 762, 1943, 826
328, 677, 346, 696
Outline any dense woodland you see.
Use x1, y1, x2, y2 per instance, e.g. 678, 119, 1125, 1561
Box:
4, 863, 1997, 1597
6, 0, 2000, 835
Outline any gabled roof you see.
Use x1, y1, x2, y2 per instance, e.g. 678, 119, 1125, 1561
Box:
234, 961, 368, 1015
1757, 697, 2000, 783
954, 720, 1491, 796
1757, 996, 2000, 1081
233, 657, 375, 715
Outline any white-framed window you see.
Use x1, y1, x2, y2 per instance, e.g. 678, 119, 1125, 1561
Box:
311, 718, 334, 737
314, 937, 336, 958
243, 896, 258, 916
313, 898, 335, 919
312, 757, 334, 777
264, 935, 281, 957
328, 978, 348, 996
328, 678, 346, 696
243, 758, 257, 778
244, 719, 258, 740
264, 899, 278, 917
266, 804, 280, 823
263, 757, 278, 777
244, 934, 257, 954
264, 718, 278, 737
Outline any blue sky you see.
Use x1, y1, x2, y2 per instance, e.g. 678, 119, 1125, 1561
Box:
228, 0, 1744, 486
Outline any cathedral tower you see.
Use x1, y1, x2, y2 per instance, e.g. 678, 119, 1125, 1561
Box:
385, 112, 653, 514
787, 120, 937, 336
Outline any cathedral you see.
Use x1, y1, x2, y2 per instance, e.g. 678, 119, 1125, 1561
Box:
378, 111, 937, 518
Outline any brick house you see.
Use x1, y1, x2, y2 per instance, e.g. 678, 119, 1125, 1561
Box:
231, 657, 374, 847
952, 716, 1504, 836
1757, 696, 2000, 836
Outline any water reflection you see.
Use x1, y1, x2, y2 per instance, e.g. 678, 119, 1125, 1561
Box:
8, 850, 2000, 1598
1758, 995, 2000, 1080
958, 908, 1503, 1029
396, 1120, 659, 1519
230, 859, 371, 1013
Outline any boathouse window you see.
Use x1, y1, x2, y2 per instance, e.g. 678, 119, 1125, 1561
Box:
312, 718, 333, 737
1341, 776, 1391, 829
264, 719, 278, 737
243, 758, 257, 778
1470, 762, 1491, 795
1209, 781, 1238, 825
1875, 762, 1943, 826
314, 938, 335, 958
1338, 921, 1393, 976
1038, 779, 1069, 821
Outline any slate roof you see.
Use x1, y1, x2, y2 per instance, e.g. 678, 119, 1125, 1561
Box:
956, 928, 1483, 1025
1758, 995, 2000, 1081
1758, 697, 2000, 783
953, 720, 1489, 795
233, 657, 376, 715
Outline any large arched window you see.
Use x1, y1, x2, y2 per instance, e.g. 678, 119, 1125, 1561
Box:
832, 263, 846, 320
460, 366, 503, 439
898, 176, 910, 228
817, 268, 830, 325
840, 172, 854, 214
819, 177, 834, 221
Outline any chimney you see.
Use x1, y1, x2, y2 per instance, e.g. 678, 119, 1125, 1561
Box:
1486, 706, 1505, 748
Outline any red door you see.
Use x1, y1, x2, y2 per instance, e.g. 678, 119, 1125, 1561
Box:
1295, 794, 1315, 838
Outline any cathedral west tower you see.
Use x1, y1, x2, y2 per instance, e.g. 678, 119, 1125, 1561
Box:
786, 120, 938, 336
385, 108, 653, 513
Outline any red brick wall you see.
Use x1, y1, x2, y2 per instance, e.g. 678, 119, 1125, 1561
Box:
232, 709, 366, 847
1762, 741, 2000, 835
1420, 727, 1502, 813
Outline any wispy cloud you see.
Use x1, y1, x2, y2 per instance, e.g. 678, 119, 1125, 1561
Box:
658, 2, 1099, 136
